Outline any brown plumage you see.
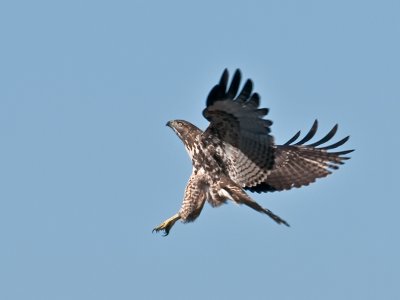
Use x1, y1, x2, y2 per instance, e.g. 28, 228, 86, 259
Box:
153, 69, 353, 236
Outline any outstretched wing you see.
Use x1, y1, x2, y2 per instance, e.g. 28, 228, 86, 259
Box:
246, 120, 354, 193
202, 69, 276, 187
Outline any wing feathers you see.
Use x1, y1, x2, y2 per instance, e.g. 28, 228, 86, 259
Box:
202, 69, 275, 188
320, 136, 350, 150
203, 69, 353, 194
308, 124, 338, 147
226, 69, 241, 99
284, 130, 301, 145
246, 121, 353, 193
294, 119, 318, 145
247, 93, 260, 108
236, 79, 253, 103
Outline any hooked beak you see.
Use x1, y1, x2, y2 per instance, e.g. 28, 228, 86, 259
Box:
166, 121, 172, 128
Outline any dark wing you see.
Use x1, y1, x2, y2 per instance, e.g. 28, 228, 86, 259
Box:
202, 69, 275, 187
246, 120, 354, 193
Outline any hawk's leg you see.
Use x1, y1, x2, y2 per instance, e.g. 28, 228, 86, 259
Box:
152, 213, 181, 236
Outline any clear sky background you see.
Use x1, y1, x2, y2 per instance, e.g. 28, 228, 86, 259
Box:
0, 1, 398, 299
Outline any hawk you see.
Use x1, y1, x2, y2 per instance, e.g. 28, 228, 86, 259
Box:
153, 69, 353, 236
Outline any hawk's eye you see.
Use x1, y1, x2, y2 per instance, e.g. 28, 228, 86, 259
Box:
177, 122, 183, 127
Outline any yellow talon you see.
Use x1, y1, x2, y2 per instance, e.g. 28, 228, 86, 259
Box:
152, 214, 181, 236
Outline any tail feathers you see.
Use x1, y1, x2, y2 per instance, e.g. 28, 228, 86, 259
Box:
222, 179, 289, 226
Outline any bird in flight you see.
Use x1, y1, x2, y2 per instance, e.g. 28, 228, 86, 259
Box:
153, 69, 353, 236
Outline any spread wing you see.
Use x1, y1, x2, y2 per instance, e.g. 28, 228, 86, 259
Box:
202, 69, 276, 187
201, 69, 353, 193
246, 120, 354, 193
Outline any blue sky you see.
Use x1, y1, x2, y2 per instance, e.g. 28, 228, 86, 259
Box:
0, 1, 399, 299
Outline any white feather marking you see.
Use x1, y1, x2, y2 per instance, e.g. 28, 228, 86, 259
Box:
302, 157, 327, 169
222, 187, 240, 206
218, 188, 232, 199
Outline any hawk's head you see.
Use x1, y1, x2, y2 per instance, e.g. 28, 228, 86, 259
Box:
166, 120, 203, 157
166, 120, 201, 140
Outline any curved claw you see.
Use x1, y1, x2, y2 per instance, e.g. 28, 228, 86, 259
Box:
152, 225, 171, 236
152, 213, 181, 237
